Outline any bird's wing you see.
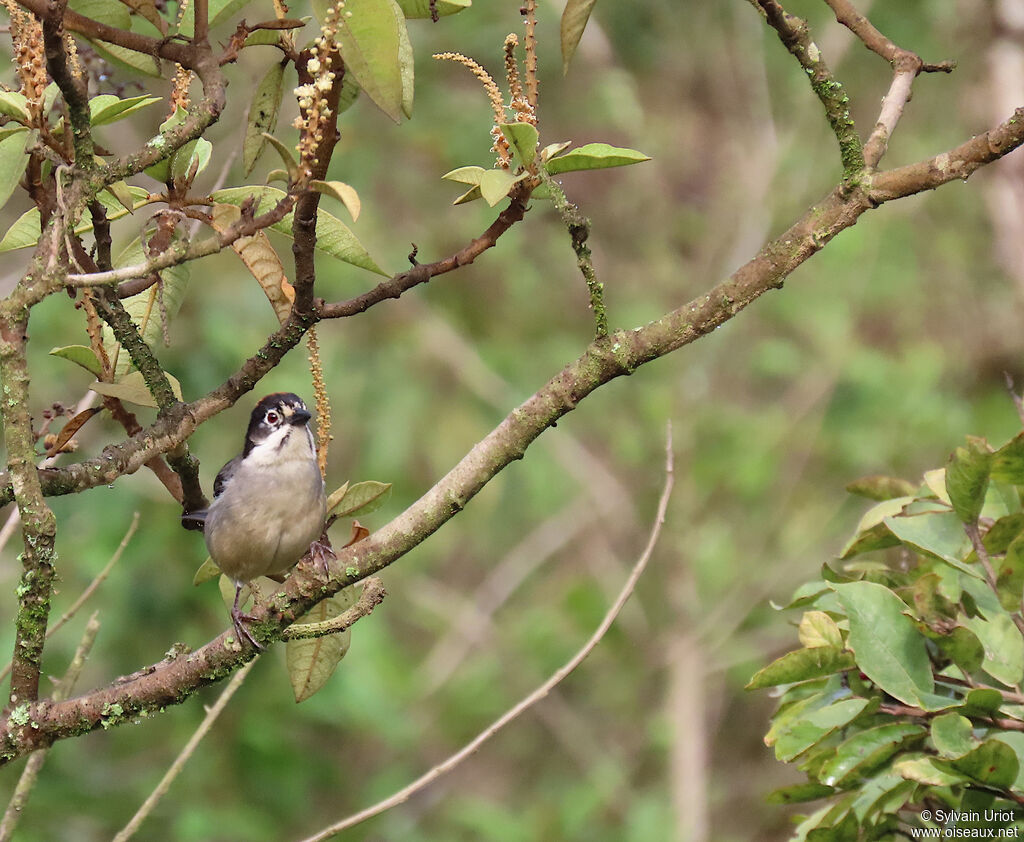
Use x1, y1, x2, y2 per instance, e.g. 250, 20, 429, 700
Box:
213, 455, 242, 498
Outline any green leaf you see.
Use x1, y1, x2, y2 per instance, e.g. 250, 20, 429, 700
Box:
832, 581, 935, 708
951, 739, 1020, 788
170, 137, 213, 183
243, 61, 286, 175
560, 0, 597, 74
839, 496, 912, 559
89, 370, 184, 408
396, 0, 414, 119
798, 610, 843, 649
543, 142, 650, 175
883, 511, 982, 579
766, 783, 835, 805
479, 169, 526, 206
395, 0, 470, 16
193, 557, 221, 585
991, 732, 1024, 792
983, 512, 1024, 555
933, 625, 985, 674
746, 646, 854, 690
818, 723, 926, 787
210, 186, 388, 275
962, 687, 1004, 714
327, 0, 411, 123
310, 180, 361, 221
89, 94, 161, 126
893, 754, 969, 786
260, 132, 299, 181
329, 480, 392, 518
0, 129, 30, 209
90, 39, 161, 77
964, 610, 1024, 686
0, 92, 30, 123
769, 697, 870, 762
946, 436, 992, 523
992, 431, 1024, 484
452, 185, 483, 205
286, 586, 357, 702
49, 345, 103, 377
500, 122, 539, 169
0, 186, 150, 253
442, 165, 487, 185
845, 474, 918, 501
848, 771, 915, 823
930, 712, 976, 760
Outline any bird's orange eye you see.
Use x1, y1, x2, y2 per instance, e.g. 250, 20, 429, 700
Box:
265, 410, 280, 425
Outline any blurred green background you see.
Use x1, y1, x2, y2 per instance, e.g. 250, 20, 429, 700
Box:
3, 0, 1024, 839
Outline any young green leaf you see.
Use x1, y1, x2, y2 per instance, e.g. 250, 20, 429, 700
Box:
170, 137, 213, 183
329, 480, 392, 518
260, 132, 299, 181
798, 610, 843, 649
310, 180, 361, 221
992, 431, 1024, 484
89, 94, 161, 126
243, 61, 286, 175
0, 92, 30, 123
49, 345, 104, 377
442, 165, 487, 185
211, 186, 388, 275
500, 122, 539, 169
544, 142, 651, 175
560, 0, 597, 74
479, 169, 527, 206
452, 185, 483, 205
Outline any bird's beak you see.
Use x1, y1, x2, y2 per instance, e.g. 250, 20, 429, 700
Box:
290, 407, 312, 425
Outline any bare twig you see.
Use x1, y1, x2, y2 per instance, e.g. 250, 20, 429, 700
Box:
295, 425, 675, 841
111, 658, 257, 842
0, 613, 100, 841
319, 182, 534, 319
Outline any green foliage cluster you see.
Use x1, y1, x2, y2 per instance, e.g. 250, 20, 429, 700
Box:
754, 428, 1024, 839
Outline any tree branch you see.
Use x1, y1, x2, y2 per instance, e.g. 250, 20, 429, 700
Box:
319, 182, 532, 319
750, 0, 863, 176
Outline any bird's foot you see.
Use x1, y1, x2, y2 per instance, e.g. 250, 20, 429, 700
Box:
309, 539, 337, 579
231, 606, 265, 651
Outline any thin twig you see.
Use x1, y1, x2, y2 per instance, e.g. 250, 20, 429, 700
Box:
111, 659, 257, 842
296, 424, 675, 841
280, 578, 386, 641
0, 613, 100, 842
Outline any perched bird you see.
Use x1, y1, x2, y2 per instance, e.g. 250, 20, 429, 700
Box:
183, 393, 327, 648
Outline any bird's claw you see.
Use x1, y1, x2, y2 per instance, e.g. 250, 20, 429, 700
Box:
309, 539, 337, 579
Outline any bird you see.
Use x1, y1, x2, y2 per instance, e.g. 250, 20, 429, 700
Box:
182, 393, 327, 649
